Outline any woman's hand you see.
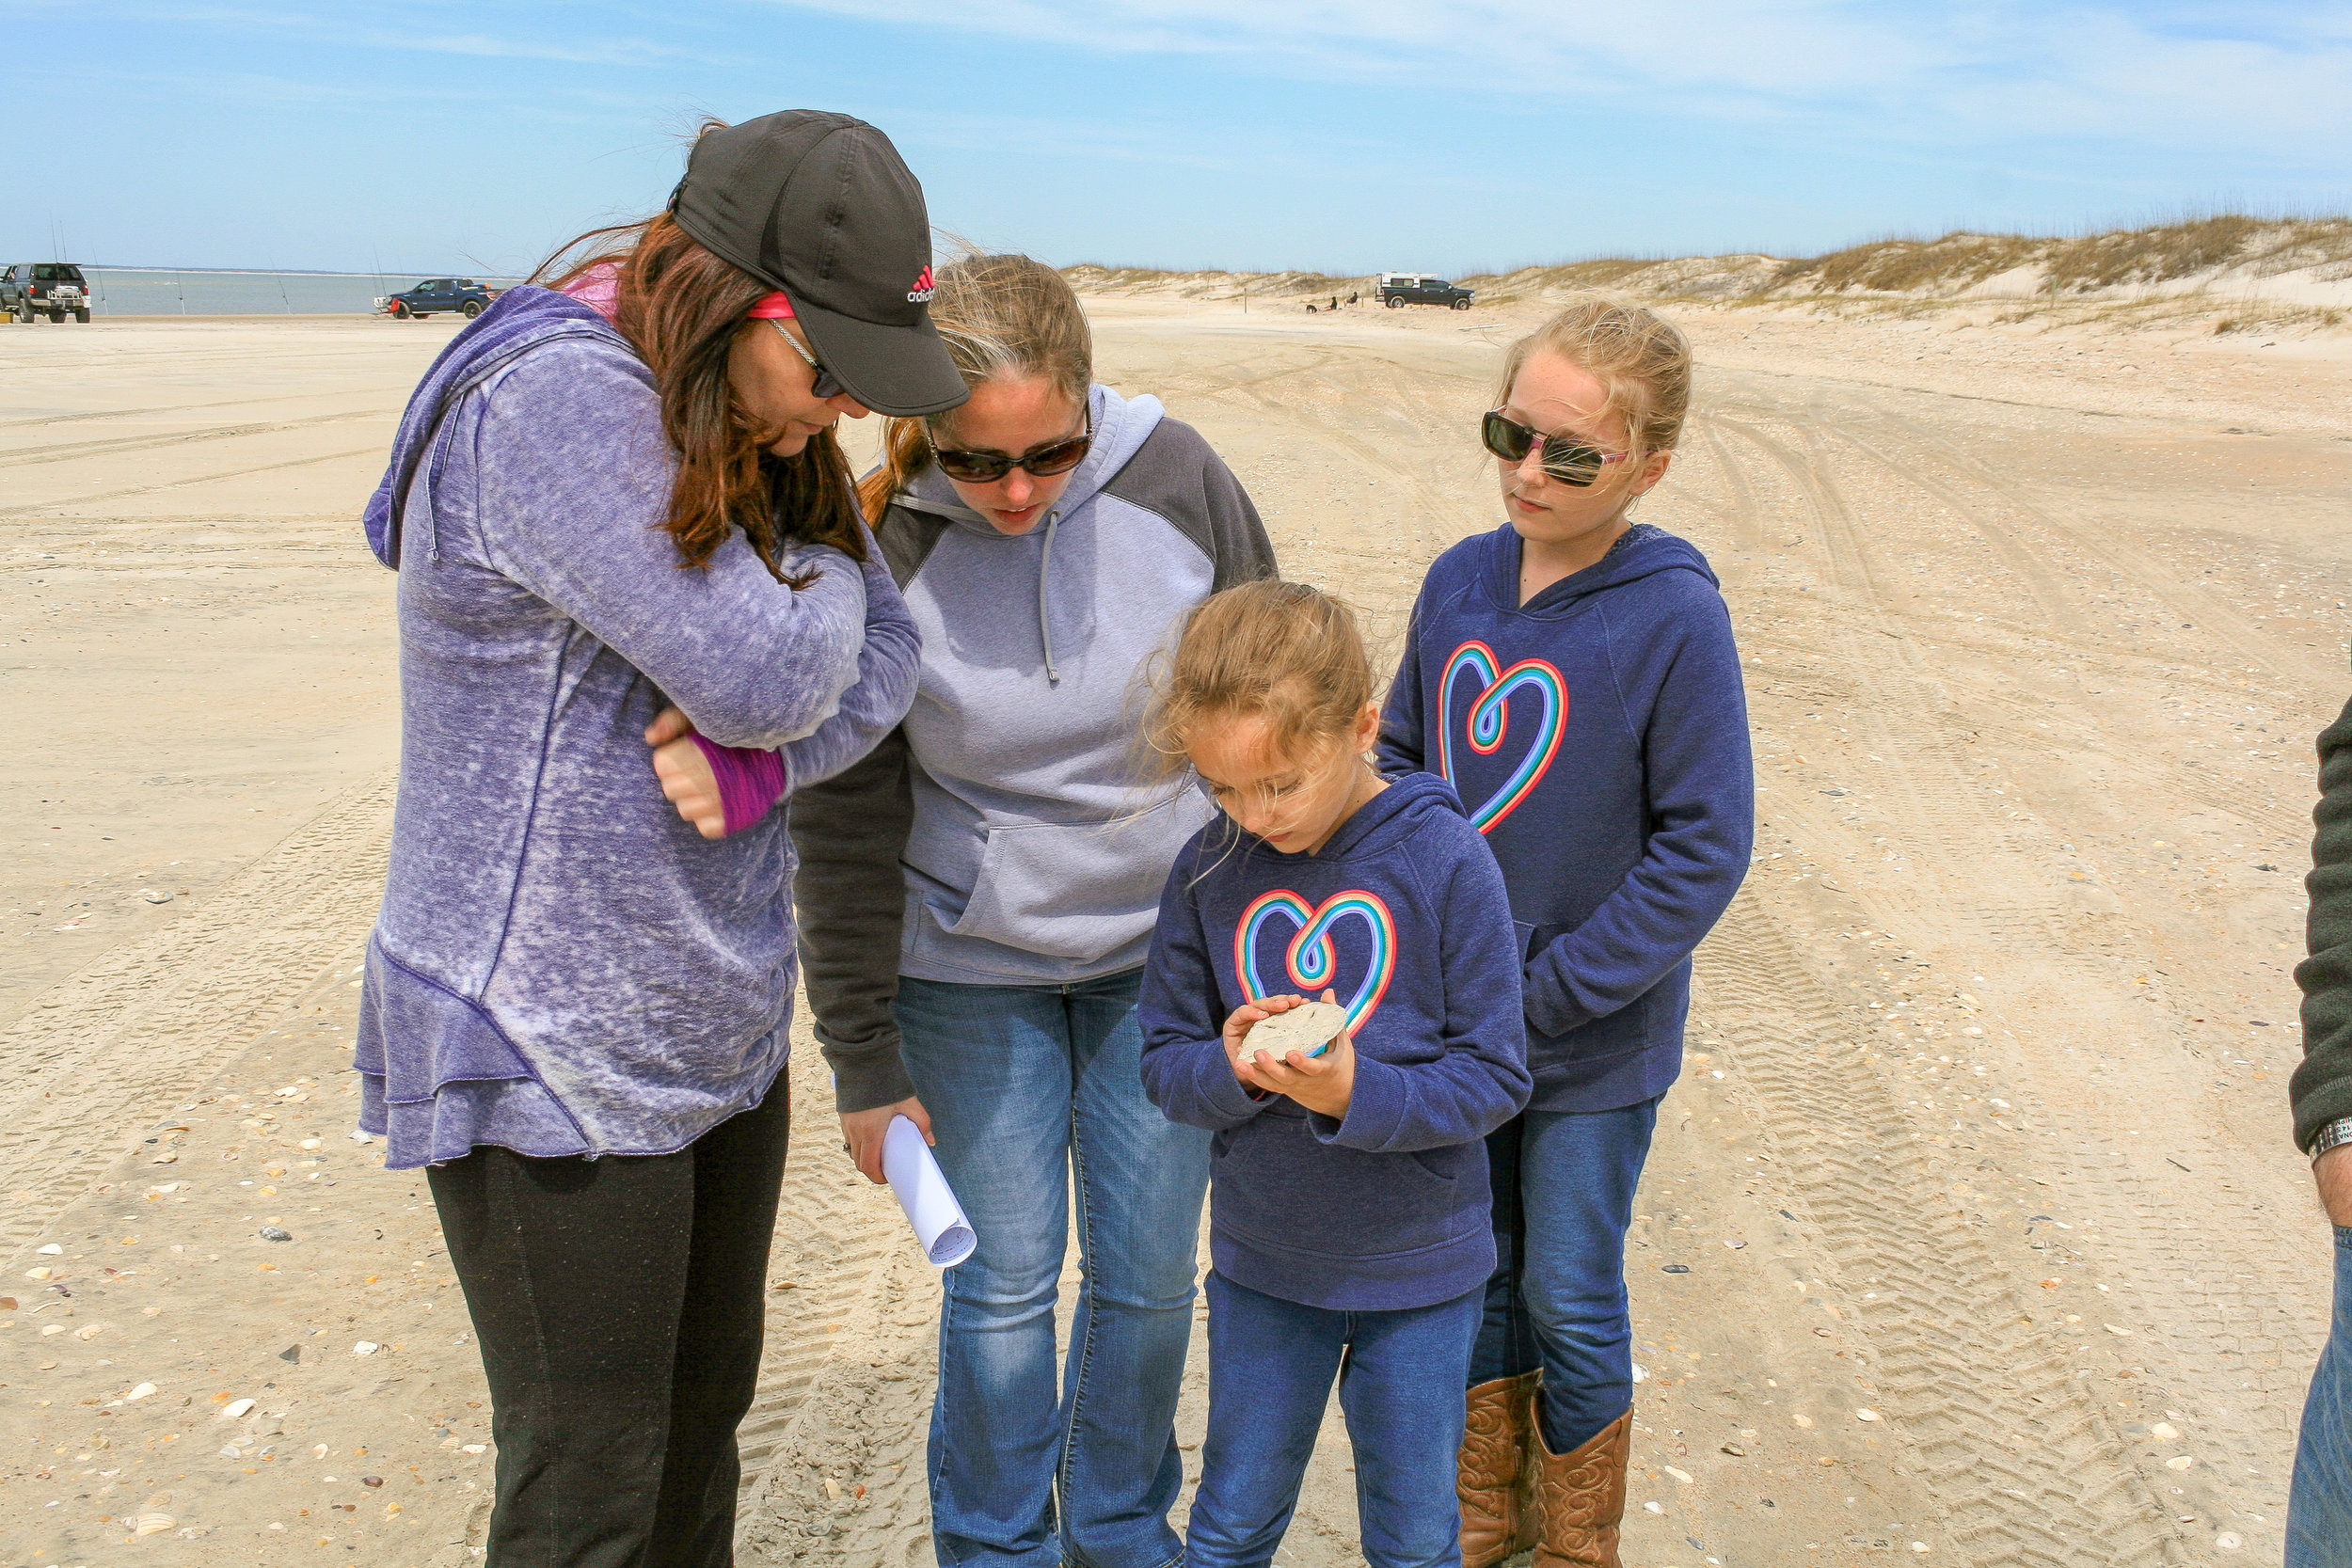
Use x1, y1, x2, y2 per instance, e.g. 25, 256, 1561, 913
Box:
645, 705, 725, 839
840, 1097, 934, 1185
1238, 989, 1356, 1119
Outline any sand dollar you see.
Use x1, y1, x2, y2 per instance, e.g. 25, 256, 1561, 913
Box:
1242, 1002, 1347, 1061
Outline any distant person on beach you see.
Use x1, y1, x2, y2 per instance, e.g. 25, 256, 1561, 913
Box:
354, 111, 951, 1563
723, 252, 1275, 1568
2288, 685, 2352, 1564
1380, 296, 1753, 1567
1137, 580, 1532, 1568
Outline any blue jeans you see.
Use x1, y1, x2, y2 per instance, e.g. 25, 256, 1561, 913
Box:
2288, 1227, 2352, 1566
1469, 1097, 1660, 1453
896, 970, 1211, 1568
1186, 1272, 1481, 1568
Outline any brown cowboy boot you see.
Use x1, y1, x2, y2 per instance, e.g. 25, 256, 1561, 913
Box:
1457, 1371, 1541, 1568
1532, 1404, 1631, 1568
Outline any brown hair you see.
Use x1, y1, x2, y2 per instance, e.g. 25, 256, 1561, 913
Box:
1141, 579, 1374, 784
1495, 293, 1692, 469
855, 251, 1093, 521
533, 135, 865, 583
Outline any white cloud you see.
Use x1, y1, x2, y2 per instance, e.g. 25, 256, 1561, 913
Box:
764, 1, 2352, 161
112, 3, 736, 69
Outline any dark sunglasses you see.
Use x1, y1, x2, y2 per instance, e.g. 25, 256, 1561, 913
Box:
929, 419, 1091, 484
769, 319, 846, 400
1481, 409, 1630, 487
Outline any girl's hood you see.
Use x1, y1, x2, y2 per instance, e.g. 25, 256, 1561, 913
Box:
1483, 521, 1720, 616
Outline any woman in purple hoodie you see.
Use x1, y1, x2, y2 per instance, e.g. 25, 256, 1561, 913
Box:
354, 112, 958, 1563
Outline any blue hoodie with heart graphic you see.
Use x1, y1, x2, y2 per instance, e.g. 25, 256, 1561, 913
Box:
1377, 522, 1754, 1114
1138, 771, 1532, 1311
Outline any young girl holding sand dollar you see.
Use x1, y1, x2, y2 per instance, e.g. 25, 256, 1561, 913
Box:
1138, 579, 1534, 1568
705, 252, 1274, 1568
1379, 297, 1754, 1567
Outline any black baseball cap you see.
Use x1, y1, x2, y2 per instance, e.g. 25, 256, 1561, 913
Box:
669, 110, 966, 418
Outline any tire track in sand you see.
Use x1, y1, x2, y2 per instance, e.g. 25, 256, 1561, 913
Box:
732, 1049, 928, 1548
0, 407, 391, 470
0, 445, 390, 518
1862, 406, 2339, 696
0, 770, 397, 1251
1694, 893, 2187, 1566
1694, 418, 1765, 554
1704, 412, 2032, 941
0, 752, 930, 1547
1701, 400, 2320, 1550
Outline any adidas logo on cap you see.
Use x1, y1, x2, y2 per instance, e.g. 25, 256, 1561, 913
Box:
908, 264, 935, 304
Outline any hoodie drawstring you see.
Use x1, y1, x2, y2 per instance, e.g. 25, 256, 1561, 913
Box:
1038, 508, 1063, 686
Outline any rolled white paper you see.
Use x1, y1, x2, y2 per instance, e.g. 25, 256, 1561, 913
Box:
882, 1115, 977, 1268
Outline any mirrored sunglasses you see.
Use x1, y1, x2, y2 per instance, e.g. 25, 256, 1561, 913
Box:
1481, 409, 1630, 488
930, 422, 1092, 484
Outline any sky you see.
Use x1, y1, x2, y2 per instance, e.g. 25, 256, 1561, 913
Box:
7, 2, 2349, 277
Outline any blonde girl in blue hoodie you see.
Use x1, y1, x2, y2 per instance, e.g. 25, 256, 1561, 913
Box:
1380, 297, 1754, 1568
1140, 580, 1533, 1568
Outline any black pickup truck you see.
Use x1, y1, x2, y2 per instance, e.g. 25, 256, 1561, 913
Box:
1375, 274, 1475, 310
376, 277, 500, 320
3, 262, 93, 323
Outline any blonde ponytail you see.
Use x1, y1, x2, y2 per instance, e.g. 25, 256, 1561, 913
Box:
858, 417, 932, 524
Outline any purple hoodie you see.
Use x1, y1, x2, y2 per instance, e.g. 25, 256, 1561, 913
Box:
354, 287, 918, 1168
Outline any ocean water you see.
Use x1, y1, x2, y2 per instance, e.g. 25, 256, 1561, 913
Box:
39, 269, 524, 317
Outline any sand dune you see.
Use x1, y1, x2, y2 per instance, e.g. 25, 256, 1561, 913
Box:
2, 297, 2346, 1566
1070, 214, 2352, 337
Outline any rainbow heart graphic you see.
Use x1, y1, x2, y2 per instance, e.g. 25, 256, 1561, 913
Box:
1436, 640, 1566, 832
1232, 888, 1397, 1038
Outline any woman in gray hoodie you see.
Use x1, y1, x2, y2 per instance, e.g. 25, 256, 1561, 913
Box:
786, 254, 1276, 1568
357, 112, 959, 1563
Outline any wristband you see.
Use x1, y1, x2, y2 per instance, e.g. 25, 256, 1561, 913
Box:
689, 736, 789, 837
2314, 1117, 2352, 1162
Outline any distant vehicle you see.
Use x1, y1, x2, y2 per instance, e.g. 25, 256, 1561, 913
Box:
4, 262, 92, 323
1375, 274, 1474, 310
375, 278, 501, 320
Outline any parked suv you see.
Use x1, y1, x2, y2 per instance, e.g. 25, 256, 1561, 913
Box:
375, 277, 500, 320
1375, 274, 1474, 310
4, 262, 93, 323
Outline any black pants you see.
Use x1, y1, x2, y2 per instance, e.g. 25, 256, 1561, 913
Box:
429, 1084, 791, 1568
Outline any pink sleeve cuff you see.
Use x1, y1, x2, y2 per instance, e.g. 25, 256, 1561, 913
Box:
690, 736, 789, 837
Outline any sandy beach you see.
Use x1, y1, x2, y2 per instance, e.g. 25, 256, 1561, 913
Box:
4, 297, 2347, 1566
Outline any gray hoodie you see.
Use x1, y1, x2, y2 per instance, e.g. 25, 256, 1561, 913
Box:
789, 383, 1276, 1112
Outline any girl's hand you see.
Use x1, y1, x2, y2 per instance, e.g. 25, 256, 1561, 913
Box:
839, 1097, 934, 1186
644, 705, 725, 839
1243, 988, 1356, 1120
1222, 994, 1304, 1092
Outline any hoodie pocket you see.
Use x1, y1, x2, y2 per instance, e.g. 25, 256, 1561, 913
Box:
946, 794, 1202, 963
1214, 1119, 1470, 1259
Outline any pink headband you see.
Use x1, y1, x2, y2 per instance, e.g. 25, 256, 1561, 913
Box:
747, 292, 796, 319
